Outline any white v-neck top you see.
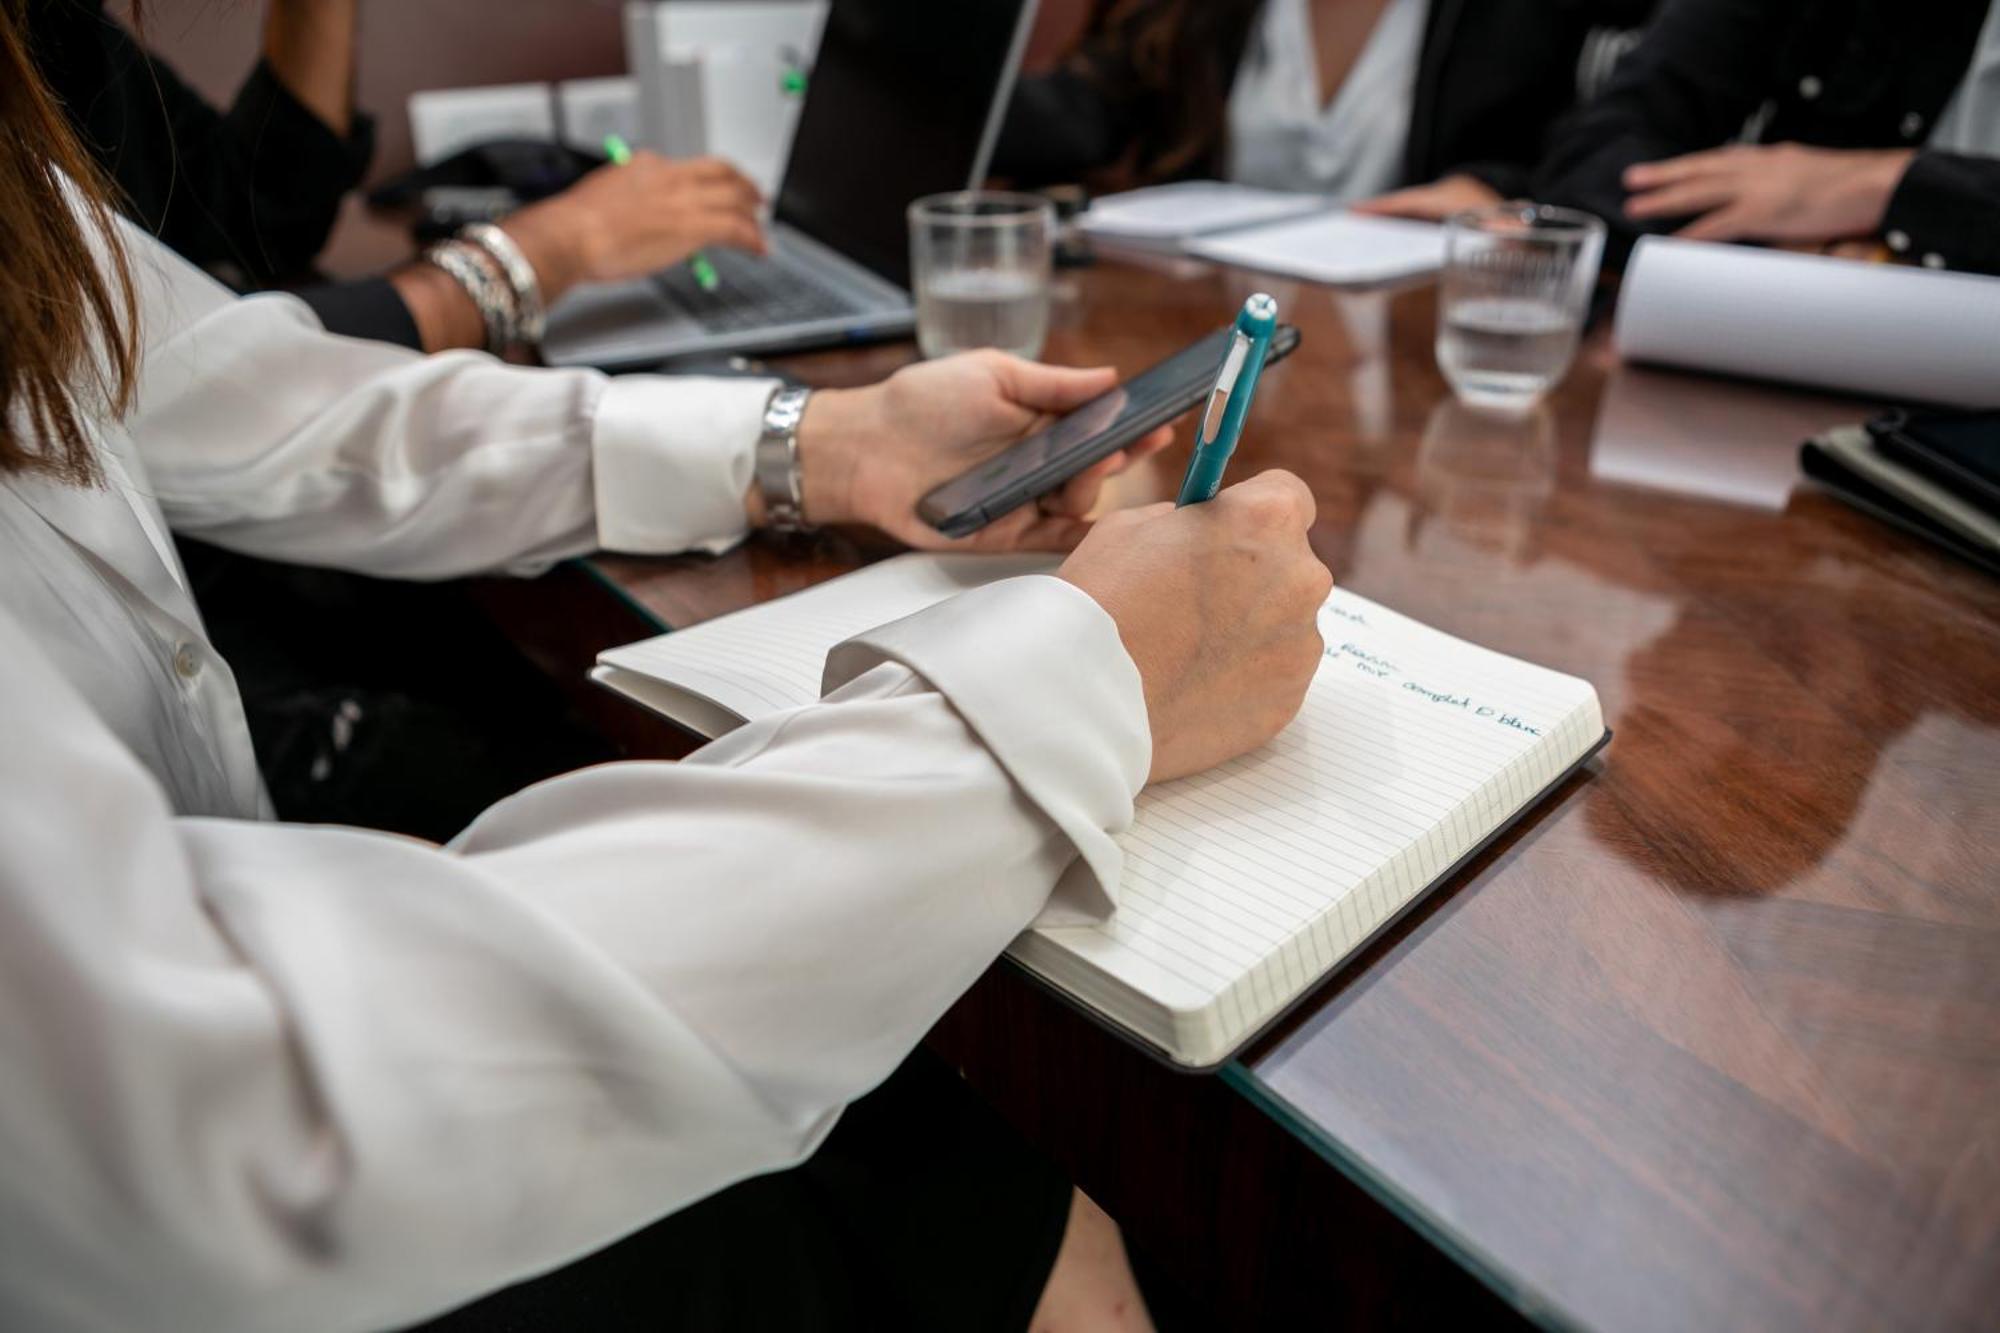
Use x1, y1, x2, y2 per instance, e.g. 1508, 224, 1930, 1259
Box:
1931, 0, 2000, 154
1226, 0, 1431, 199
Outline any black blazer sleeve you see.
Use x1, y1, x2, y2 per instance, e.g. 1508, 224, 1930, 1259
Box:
1883, 152, 2000, 277
294, 279, 425, 350
993, 68, 1135, 185
208, 62, 377, 279
1533, 0, 1802, 262
34, 2, 373, 284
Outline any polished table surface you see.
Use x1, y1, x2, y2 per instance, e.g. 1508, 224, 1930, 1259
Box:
572, 251, 2000, 1332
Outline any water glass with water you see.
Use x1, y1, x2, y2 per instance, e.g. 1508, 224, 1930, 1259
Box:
909, 191, 1054, 361
1436, 203, 1606, 412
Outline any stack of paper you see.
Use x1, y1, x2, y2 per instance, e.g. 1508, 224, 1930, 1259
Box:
1184, 211, 1448, 286
1078, 180, 1448, 286
1078, 181, 1329, 247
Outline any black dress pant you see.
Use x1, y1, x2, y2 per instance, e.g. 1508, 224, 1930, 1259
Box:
411, 1050, 1072, 1332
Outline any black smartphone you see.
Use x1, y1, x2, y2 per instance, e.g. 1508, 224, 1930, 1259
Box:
917, 323, 1303, 538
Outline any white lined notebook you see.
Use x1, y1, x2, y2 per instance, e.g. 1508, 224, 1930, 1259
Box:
594, 554, 1607, 1068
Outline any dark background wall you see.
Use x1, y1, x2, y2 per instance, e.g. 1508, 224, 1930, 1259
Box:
121, 0, 1094, 183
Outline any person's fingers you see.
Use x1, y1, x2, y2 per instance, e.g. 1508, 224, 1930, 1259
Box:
689, 173, 765, 212
1353, 187, 1461, 221
1134, 425, 1176, 457
1350, 190, 1416, 217
1624, 178, 1742, 221
691, 209, 768, 256
1001, 513, 1095, 552
690, 155, 758, 189
1624, 148, 1740, 190
984, 356, 1122, 414
1042, 453, 1126, 519
945, 505, 1046, 552
1675, 206, 1758, 243
1037, 419, 1178, 519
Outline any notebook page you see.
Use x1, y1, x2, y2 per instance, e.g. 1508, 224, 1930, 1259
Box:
597, 553, 1057, 728
1023, 589, 1601, 1061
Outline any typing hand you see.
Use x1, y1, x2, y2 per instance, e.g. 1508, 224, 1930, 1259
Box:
1623, 144, 1916, 245
791, 351, 1175, 553
1058, 472, 1332, 783
1352, 173, 1501, 222
500, 152, 767, 298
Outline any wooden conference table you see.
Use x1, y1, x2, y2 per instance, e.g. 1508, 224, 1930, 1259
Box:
464, 248, 2000, 1331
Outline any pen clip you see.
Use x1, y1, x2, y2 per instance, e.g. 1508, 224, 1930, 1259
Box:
1200, 331, 1254, 446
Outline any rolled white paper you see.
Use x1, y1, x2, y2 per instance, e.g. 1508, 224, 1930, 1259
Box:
1614, 237, 2000, 410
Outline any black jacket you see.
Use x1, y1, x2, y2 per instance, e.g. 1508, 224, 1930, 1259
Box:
996, 0, 1660, 196
30, 0, 419, 345
1536, 0, 2000, 274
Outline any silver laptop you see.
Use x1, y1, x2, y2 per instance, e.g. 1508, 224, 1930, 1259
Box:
543, 0, 1038, 370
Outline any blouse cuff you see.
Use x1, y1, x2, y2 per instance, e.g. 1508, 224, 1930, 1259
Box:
823, 575, 1151, 925
591, 375, 776, 555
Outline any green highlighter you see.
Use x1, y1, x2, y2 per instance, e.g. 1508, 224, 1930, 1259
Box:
603, 134, 720, 293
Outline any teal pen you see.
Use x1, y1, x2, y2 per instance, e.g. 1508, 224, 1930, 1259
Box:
603, 134, 720, 293
1176, 293, 1279, 506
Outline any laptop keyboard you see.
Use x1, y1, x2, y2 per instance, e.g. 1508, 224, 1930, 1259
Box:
653, 249, 868, 332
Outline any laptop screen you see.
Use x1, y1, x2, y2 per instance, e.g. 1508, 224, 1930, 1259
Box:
775, 0, 1031, 291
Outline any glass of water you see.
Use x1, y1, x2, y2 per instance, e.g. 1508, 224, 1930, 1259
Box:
1436, 202, 1606, 412
909, 191, 1054, 361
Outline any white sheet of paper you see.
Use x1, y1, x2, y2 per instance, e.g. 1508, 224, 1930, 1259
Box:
1614, 237, 2000, 410
1079, 181, 1329, 242
1184, 211, 1446, 285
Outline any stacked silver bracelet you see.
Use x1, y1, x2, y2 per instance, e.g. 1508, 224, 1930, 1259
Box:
420, 223, 547, 354
460, 223, 547, 345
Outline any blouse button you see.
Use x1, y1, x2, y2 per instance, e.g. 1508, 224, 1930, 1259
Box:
1900, 111, 1925, 139
173, 643, 201, 681
1921, 253, 1947, 270
1798, 75, 1824, 100
1886, 229, 1911, 253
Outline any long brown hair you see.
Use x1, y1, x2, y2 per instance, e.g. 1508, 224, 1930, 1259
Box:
0, 0, 139, 485
1069, 0, 1261, 186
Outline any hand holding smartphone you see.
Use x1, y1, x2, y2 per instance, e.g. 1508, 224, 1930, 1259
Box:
917, 323, 1302, 537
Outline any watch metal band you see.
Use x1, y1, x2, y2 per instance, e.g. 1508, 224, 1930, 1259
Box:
756, 386, 813, 534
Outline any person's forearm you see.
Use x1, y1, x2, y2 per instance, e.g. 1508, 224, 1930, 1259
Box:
263, 0, 359, 136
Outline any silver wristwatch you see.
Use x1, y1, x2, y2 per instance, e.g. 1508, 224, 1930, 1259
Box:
755, 386, 813, 534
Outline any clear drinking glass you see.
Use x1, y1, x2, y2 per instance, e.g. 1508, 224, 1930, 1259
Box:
908, 191, 1054, 360
1436, 202, 1606, 412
